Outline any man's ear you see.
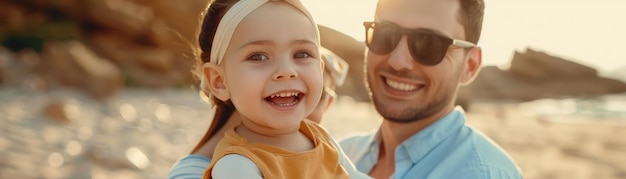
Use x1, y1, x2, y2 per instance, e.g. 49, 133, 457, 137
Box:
203, 63, 230, 101
460, 47, 482, 85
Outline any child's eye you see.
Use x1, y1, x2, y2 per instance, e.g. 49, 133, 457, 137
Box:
247, 54, 269, 61
293, 51, 313, 59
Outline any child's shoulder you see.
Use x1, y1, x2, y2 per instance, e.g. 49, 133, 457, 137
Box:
210, 154, 263, 179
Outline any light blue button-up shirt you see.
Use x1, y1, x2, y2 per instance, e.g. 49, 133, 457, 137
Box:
340, 108, 523, 179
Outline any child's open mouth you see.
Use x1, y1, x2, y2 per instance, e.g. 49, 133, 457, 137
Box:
264, 91, 304, 107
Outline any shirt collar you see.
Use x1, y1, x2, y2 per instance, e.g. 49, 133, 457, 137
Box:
367, 107, 467, 164
402, 107, 466, 163
366, 128, 381, 155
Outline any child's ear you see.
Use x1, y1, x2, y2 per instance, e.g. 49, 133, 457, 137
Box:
203, 63, 230, 101
460, 47, 482, 85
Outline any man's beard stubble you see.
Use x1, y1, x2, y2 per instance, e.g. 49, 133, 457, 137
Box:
372, 93, 449, 123
364, 58, 459, 123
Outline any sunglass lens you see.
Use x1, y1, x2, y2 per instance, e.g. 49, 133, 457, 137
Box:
365, 22, 454, 66
409, 33, 448, 66
367, 24, 399, 55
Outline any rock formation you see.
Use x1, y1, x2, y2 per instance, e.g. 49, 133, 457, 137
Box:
0, 0, 203, 98
607, 65, 626, 83
457, 48, 626, 110
1, 0, 624, 105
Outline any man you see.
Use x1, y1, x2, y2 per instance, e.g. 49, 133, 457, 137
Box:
339, 0, 523, 178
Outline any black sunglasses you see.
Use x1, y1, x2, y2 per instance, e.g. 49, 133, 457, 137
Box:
363, 21, 476, 66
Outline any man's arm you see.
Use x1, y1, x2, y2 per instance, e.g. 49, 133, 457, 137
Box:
167, 155, 212, 179
328, 133, 373, 179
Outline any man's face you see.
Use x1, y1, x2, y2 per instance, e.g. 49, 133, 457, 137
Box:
366, 0, 475, 122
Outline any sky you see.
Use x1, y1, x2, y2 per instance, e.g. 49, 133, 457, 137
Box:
300, 0, 626, 74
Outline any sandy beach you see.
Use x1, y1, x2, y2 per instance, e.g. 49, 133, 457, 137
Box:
0, 87, 624, 179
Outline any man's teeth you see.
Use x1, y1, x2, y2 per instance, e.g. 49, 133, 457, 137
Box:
270, 92, 299, 98
386, 79, 417, 91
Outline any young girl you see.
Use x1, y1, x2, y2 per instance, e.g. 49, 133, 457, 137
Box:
174, 0, 369, 178
167, 49, 352, 178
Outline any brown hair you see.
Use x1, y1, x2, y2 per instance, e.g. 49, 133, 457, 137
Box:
190, 0, 240, 153
458, 0, 485, 44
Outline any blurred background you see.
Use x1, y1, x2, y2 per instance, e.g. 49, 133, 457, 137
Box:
1, 0, 625, 178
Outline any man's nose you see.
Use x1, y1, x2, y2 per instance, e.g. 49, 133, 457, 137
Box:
387, 37, 415, 71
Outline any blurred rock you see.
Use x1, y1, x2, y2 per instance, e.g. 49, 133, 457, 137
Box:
133, 48, 176, 73
85, 0, 161, 43
88, 32, 190, 88
42, 41, 123, 99
0, 2, 29, 30
68, 42, 123, 98
88, 144, 133, 169
14, 0, 82, 16
43, 101, 71, 123
0, 47, 13, 84
17, 48, 41, 72
458, 48, 626, 109
0, 46, 44, 87
509, 48, 598, 81
41, 42, 82, 87
128, 0, 208, 45
87, 145, 149, 170
607, 65, 626, 83
85, 32, 129, 65
1, 0, 198, 97
17, 48, 48, 90
19, 0, 621, 109
89, 33, 176, 73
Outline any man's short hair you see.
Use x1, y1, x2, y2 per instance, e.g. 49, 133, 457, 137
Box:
458, 0, 485, 43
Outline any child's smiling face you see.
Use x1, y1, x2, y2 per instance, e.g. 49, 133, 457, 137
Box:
214, 2, 323, 133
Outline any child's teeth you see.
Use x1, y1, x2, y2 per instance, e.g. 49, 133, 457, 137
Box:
270, 92, 299, 98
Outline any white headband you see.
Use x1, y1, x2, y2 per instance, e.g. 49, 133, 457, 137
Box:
201, 0, 320, 104
211, 0, 319, 65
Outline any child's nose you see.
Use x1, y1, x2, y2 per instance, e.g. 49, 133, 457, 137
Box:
273, 57, 298, 80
